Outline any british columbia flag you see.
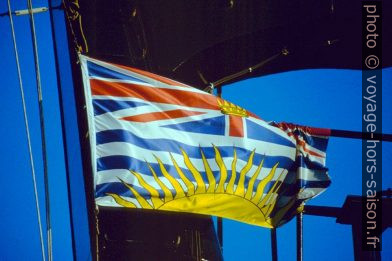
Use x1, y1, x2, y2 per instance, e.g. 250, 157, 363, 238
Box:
80, 55, 330, 228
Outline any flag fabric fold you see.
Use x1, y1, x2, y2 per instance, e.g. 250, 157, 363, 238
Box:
80, 55, 330, 228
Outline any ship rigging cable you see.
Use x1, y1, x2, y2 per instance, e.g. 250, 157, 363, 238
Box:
7, 0, 46, 260
26, 0, 53, 260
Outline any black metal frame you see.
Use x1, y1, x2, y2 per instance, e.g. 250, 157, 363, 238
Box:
303, 193, 392, 261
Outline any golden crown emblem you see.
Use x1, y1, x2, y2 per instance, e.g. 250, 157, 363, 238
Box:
217, 99, 248, 117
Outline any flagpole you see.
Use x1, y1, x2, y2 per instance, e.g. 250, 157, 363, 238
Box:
217, 86, 222, 97
216, 85, 224, 252
27, 0, 53, 259
329, 129, 392, 142
296, 213, 303, 261
274, 122, 392, 141
271, 228, 278, 261
217, 218, 223, 251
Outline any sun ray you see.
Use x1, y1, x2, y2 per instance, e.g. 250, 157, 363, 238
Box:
226, 148, 237, 194
245, 158, 264, 200
154, 155, 186, 198
170, 153, 195, 195
263, 194, 278, 217
181, 149, 206, 194
266, 176, 285, 205
251, 163, 279, 204
262, 177, 286, 217
146, 162, 173, 201
257, 169, 286, 208
106, 193, 137, 208
118, 178, 153, 209
130, 170, 164, 208
214, 145, 227, 193
200, 148, 216, 193
234, 149, 255, 197
109, 146, 297, 228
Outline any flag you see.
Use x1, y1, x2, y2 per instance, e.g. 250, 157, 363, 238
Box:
80, 55, 330, 228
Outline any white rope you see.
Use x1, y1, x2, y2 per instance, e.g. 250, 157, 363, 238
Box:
7, 0, 46, 260
26, 0, 53, 260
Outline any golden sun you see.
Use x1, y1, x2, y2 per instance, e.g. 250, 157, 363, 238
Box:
107, 146, 300, 228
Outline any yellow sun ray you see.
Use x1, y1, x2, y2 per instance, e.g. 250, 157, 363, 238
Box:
170, 153, 195, 195
214, 145, 227, 193
107, 146, 298, 229
130, 170, 164, 208
147, 162, 173, 201
245, 158, 264, 200
234, 149, 255, 197
262, 178, 286, 217
251, 163, 279, 204
225, 148, 237, 194
106, 193, 137, 208
263, 193, 278, 217
154, 155, 186, 198
200, 149, 216, 193
257, 169, 286, 208
181, 148, 206, 194
118, 178, 153, 209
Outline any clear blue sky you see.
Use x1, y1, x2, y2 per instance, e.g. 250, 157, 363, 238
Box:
0, 1, 391, 260
222, 68, 392, 261
0, 0, 73, 260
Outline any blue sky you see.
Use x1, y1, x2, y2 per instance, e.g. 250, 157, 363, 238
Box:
0, 1, 391, 260
222, 68, 392, 260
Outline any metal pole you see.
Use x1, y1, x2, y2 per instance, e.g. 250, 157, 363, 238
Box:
217, 217, 223, 251
303, 205, 342, 218
47, 1, 77, 260
7, 0, 46, 260
273, 122, 392, 142
216, 86, 223, 253
26, 0, 52, 259
217, 86, 222, 98
330, 129, 392, 141
271, 228, 278, 261
296, 213, 303, 261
